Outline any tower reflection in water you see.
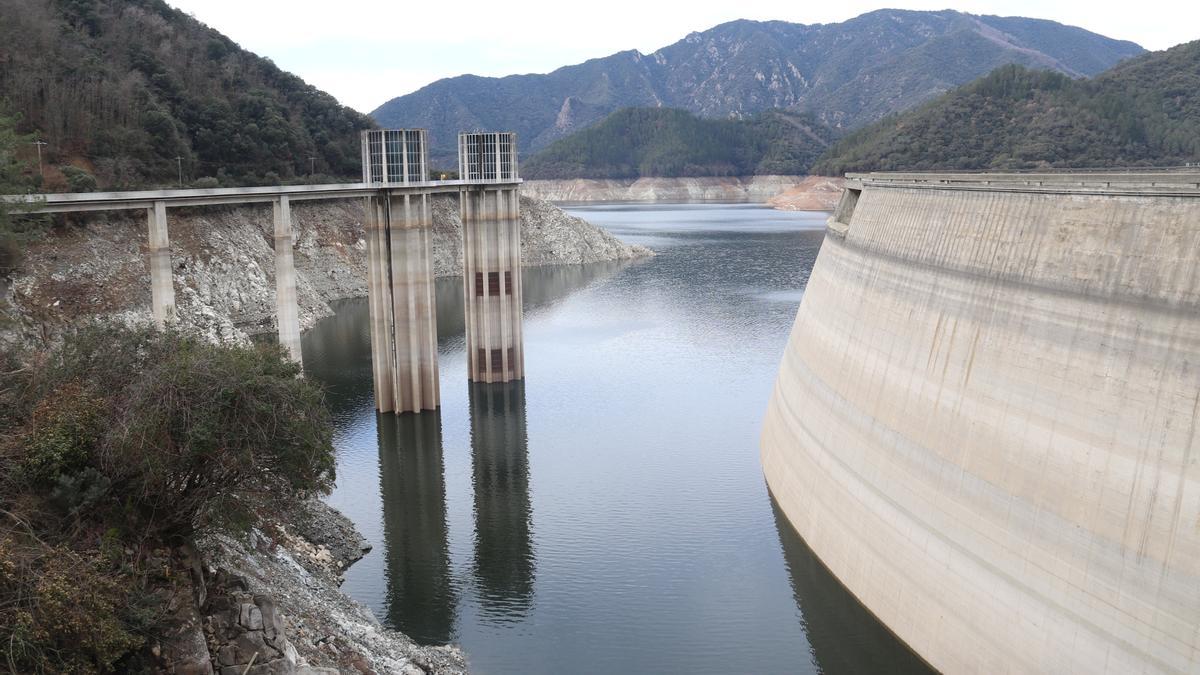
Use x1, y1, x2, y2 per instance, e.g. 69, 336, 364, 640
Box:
377, 411, 457, 645
769, 496, 933, 674
469, 381, 535, 620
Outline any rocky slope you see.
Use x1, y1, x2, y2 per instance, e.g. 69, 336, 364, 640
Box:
373, 10, 1142, 164
149, 499, 466, 675
520, 175, 808, 202
766, 176, 845, 211
4, 195, 650, 346
196, 500, 468, 675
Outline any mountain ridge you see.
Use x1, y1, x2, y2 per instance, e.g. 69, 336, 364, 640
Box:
373, 9, 1144, 165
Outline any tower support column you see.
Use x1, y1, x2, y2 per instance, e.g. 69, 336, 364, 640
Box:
147, 200, 176, 326
462, 187, 524, 383
273, 195, 303, 364
366, 191, 440, 413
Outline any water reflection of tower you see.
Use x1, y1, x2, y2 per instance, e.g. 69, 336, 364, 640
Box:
377, 412, 457, 644
768, 496, 932, 674
469, 381, 535, 618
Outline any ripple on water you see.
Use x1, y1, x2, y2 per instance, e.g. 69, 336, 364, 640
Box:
304, 204, 930, 674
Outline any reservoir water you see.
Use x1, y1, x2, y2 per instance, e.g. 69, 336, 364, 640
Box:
302, 204, 931, 674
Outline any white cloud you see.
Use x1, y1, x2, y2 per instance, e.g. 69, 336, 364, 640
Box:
166, 0, 1199, 113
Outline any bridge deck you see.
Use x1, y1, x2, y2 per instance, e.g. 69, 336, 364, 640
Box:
2, 179, 523, 213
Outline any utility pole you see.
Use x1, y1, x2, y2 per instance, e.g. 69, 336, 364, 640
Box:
31, 140, 47, 180
308, 156, 316, 178
175, 156, 183, 188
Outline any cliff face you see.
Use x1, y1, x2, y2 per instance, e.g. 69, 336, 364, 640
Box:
765, 176, 844, 211
761, 174, 1200, 673
520, 176, 806, 203
5, 195, 650, 345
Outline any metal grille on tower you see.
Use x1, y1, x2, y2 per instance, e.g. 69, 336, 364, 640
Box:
458, 132, 518, 182
361, 129, 428, 184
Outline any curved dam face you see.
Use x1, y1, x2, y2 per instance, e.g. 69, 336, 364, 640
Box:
761, 172, 1200, 673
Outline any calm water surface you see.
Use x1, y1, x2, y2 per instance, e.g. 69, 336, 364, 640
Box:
302, 204, 931, 674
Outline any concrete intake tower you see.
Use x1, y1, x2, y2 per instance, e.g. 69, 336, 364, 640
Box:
761, 172, 1200, 673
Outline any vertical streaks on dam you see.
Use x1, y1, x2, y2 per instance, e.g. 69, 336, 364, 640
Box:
761, 173, 1200, 674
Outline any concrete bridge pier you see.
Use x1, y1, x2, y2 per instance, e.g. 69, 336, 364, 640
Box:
461, 187, 524, 383
366, 192, 440, 414
273, 195, 303, 364
146, 200, 176, 326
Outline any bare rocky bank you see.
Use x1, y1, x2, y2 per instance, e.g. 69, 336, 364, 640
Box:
4, 194, 652, 346
519, 175, 810, 203
1, 193, 651, 674
764, 176, 844, 211
142, 497, 467, 674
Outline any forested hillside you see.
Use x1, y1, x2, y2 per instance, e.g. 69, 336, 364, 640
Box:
814, 41, 1200, 174
522, 108, 834, 179
0, 0, 375, 190
374, 10, 1142, 164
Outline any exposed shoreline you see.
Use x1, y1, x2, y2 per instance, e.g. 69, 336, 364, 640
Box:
191, 498, 469, 674
520, 175, 812, 203
2, 194, 652, 349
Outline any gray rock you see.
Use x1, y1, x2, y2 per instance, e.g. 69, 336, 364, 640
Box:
4, 195, 651, 348
217, 645, 237, 667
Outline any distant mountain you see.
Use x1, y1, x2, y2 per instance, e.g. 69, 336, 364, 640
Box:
813, 40, 1200, 174
373, 9, 1143, 165
522, 107, 834, 179
0, 0, 375, 190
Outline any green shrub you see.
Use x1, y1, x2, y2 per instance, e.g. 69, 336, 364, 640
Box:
19, 382, 107, 484
60, 165, 98, 193
103, 328, 336, 536
0, 321, 338, 670
7, 322, 337, 539
191, 176, 220, 189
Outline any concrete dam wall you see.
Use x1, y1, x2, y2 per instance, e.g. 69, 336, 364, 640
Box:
761, 172, 1200, 673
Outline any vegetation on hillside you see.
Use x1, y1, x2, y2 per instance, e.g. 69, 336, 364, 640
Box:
814, 41, 1200, 174
522, 107, 835, 179
0, 324, 336, 672
0, 109, 40, 278
0, 0, 375, 191
374, 10, 1142, 162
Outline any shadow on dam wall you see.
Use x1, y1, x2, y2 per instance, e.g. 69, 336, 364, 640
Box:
769, 496, 933, 675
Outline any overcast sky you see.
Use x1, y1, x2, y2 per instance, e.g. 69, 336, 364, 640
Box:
164, 0, 1198, 114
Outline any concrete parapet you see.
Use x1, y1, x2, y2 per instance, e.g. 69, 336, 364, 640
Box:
762, 173, 1200, 673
